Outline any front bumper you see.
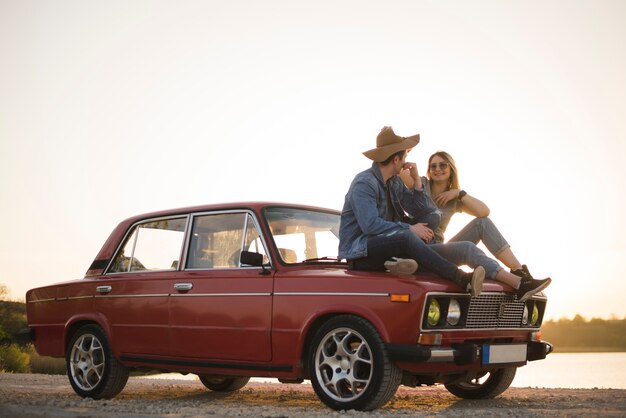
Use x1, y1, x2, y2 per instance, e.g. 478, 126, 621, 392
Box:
386, 341, 553, 366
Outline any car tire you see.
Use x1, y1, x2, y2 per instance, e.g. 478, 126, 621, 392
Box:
444, 367, 517, 399
198, 375, 250, 392
308, 315, 401, 411
66, 324, 129, 399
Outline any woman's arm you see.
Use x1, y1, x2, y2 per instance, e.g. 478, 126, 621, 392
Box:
458, 192, 490, 217
434, 189, 490, 217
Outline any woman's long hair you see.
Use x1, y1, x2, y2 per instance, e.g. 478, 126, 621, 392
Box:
428, 151, 460, 191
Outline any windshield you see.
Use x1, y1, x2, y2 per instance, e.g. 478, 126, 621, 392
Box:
263, 207, 341, 264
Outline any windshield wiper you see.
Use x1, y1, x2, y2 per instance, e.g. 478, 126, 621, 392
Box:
302, 256, 343, 263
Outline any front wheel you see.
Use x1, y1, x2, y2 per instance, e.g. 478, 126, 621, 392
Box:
308, 315, 401, 411
66, 324, 129, 399
198, 375, 250, 392
444, 367, 516, 399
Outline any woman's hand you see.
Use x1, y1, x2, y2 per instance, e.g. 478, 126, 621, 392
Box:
434, 189, 459, 207
410, 223, 434, 243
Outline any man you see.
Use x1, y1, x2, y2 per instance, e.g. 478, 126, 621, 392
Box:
338, 126, 485, 296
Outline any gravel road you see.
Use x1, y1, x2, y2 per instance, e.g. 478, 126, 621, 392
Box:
1, 373, 625, 417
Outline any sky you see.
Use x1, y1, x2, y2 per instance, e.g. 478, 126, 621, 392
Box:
1, 0, 625, 320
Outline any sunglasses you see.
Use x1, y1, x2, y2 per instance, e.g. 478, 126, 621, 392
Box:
429, 162, 449, 171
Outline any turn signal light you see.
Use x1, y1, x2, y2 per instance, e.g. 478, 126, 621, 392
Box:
418, 332, 442, 346
390, 294, 410, 303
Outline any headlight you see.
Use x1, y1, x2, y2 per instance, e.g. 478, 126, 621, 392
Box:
522, 304, 529, 325
530, 303, 539, 326
446, 298, 461, 326
427, 299, 441, 326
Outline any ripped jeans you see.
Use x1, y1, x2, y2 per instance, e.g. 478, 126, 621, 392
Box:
350, 228, 502, 283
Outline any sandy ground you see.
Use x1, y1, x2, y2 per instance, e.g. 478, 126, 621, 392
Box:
1, 373, 625, 417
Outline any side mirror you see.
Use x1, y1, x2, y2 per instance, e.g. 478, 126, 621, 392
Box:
240, 251, 264, 266
240, 251, 271, 275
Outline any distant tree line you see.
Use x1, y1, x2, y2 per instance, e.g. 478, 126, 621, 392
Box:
541, 315, 626, 352
0, 284, 31, 372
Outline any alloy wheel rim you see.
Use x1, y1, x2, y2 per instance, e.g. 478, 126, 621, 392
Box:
314, 327, 373, 402
70, 333, 105, 391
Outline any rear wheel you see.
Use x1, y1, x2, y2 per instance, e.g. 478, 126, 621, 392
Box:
66, 324, 129, 399
308, 315, 401, 411
198, 375, 250, 392
444, 368, 516, 399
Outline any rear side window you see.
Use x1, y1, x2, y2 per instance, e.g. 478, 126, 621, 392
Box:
108, 217, 187, 273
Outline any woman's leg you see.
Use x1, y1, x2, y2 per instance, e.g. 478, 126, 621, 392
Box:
493, 247, 522, 271
448, 217, 522, 270
429, 241, 501, 280
431, 241, 523, 288
494, 269, 522, 288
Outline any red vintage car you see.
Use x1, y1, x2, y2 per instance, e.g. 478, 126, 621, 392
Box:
25, 202, 552, 411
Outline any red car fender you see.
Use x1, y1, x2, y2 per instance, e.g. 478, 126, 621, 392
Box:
294, 302, 391, 361
63, 312, 113, 354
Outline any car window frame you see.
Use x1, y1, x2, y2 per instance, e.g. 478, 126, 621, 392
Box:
182, 209, 272, 271
104, 214, 190, 275
261, 205, 342, 266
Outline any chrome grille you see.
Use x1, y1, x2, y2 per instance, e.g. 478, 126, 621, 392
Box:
466, 293, 525, 329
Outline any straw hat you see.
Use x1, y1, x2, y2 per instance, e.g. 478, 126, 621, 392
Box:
363, 126, 420, 162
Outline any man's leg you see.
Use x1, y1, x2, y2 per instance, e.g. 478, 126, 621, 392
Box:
355, 229, 466, 286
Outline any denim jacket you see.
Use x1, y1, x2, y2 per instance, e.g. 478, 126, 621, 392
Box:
338, 163, 440, 260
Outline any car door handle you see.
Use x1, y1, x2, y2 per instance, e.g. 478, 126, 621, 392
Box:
96, 285, 112, 294
174, 283, 193, 291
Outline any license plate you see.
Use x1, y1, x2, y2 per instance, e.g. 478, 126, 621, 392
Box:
482, 344, 527, 365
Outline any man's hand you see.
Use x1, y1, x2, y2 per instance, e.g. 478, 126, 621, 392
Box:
410, 222, 434, 243
402, 162, 422, 189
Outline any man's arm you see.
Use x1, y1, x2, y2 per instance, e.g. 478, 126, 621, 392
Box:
350, 179, 407, 236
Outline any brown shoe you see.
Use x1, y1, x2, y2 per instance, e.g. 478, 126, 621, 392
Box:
384, 257, 418, 275
462, 266, 484, 297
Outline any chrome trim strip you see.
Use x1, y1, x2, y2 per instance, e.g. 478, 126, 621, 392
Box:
30, 291, 392, 303
420, 326, 541, 332
274, 292, 389, 297
424, 290, 547, 301
106, 268, 181, 275
170, 293, 272, 297
182, 266, 265, 271
427, 349, 456, 362
95, 294, 170, 298
28, 298, 56, 303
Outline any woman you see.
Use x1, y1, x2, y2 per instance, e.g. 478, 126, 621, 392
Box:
401, 151, 551, 300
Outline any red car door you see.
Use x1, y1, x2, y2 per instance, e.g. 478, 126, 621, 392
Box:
168, 268, 273, 361
168, 210, 273, 362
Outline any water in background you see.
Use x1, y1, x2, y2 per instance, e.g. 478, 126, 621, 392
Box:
143, 353, 626, 389
512, 352, 626, 389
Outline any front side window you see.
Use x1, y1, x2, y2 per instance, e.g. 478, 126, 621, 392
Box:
264, 207, 340, 264
186, 212, 268, 269
108, 217, 187, 273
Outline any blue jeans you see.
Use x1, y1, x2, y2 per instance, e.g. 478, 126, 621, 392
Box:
350, 229, 500, 284
448, 217, 510, 258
